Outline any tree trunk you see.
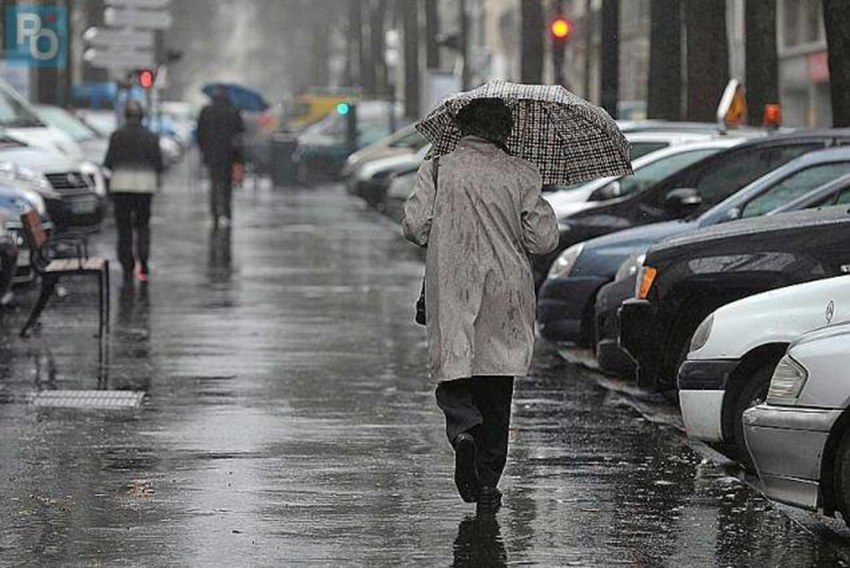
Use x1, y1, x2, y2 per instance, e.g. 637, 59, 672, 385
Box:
402, 0, 420, 119
824, 0, 850, 127
424, 0, 439, 70
521, 0, 544, 83
371, 0, 388, 96
647, 0, 682, 120
684, 0, 729, 122
599, 0, 620, 118
745, 0, 778, 126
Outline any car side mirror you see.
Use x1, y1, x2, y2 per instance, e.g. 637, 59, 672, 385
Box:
724, 206, 741, 222
664, 187, 702, 216
589, 180, 621, 201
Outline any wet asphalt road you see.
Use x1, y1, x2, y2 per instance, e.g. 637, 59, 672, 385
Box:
2, 163, 850, 567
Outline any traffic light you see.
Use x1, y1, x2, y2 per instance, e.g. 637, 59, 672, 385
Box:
137, 68, 156, 90
550, 17, 573, 42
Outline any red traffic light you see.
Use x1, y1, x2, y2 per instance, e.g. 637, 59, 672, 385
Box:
550, 17, 572, 40
138, 69, 155, 90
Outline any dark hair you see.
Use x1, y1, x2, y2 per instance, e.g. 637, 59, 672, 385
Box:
456, 98, 513, 147
124, 100, 144, 122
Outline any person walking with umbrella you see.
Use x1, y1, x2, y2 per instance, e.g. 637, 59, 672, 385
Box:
197, 86, 245, 228
104, 100, 163, 285
403, 82, 631, 513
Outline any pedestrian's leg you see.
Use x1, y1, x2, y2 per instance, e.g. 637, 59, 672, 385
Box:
436, 378, 483, 503
435, 378, 482, 445
223, 166, 233, 220
112, 194, 135, 281
471, 376, 514, 489
135, 195, 152, 275
209, 166, 221, 220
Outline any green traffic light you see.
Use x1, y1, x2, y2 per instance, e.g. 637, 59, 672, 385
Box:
337, 102, 350, 115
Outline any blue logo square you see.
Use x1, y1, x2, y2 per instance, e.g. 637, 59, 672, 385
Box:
5, 5, 68, 68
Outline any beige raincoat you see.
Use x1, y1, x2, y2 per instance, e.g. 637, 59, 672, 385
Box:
402, 136, 559, 382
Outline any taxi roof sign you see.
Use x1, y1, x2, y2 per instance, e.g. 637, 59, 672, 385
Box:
716, 79, 747, 130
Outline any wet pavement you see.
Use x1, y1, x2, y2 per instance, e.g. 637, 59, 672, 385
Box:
2, 163, 850, 566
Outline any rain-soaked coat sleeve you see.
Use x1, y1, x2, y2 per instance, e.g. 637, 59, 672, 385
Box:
402, 159, 436, 247
520, 172, 559, 255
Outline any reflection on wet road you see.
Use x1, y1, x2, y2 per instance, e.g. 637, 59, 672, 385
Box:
0, 173, 848, 566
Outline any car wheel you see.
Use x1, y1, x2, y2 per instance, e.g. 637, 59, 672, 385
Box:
728, 362, 773, 470
833, 427, 850, 526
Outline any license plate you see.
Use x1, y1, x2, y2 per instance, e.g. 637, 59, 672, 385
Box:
71, 198, 97, 214
17, 251, 29, 267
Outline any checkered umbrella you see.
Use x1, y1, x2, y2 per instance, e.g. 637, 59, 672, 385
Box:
416, 80, 633, 186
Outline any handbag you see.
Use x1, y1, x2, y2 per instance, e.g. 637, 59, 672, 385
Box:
415, 158, 440, 326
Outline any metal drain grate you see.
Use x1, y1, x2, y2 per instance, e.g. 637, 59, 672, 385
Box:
28, 390, 145, 409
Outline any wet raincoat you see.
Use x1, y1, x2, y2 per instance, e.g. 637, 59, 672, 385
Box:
403, 136, 559, 382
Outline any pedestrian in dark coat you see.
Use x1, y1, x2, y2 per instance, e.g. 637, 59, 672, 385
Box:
104, 100, 163, 285
196, 87, 244, 228
402, 99, 558, 512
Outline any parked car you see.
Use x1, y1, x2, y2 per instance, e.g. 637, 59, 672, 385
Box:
383, 168, 418, 223
342, 124, 427, 178
742, 322, 850, 524
351, 145, 429, 209
679, 275, 850, 463
618, 205, 850, 394
534, 129, 850, 289
75, 108, 181, 167
0, 182, 49, 287
294, 101, 405, 181
34, 105, 108, 197
538, 147, 850, 346
0, 141, 104, 229
0, 78, 83, 161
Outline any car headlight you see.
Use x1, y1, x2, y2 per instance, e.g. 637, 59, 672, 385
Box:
689, 314, 714, 352
0, 162, 52, 193
615, 252, 646, 282
547, 243, 584, 280
766, 354, 809, 406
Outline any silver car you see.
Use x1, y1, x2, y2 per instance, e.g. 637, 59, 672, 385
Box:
743, 322, 850, 524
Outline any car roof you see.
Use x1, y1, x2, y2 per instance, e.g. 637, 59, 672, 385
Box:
629, 137, 746, 168
650, 205, 850, 258
617, 120, 758, 134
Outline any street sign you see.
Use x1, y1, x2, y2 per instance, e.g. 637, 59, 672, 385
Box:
105, 0, 171, 8
83, 27, 153, 49
84, 47, 154, 69
104, 7, 173, 29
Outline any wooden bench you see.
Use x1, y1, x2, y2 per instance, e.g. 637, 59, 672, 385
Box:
19, 209, 110, 337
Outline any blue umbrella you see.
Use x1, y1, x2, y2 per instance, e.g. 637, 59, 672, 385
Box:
202, 82, 269, 112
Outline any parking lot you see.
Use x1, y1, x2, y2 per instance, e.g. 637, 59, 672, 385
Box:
2, 172, 850, 566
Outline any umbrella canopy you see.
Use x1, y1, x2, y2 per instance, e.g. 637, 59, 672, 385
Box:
202, 82, 269, 112
416, 80, 633, 186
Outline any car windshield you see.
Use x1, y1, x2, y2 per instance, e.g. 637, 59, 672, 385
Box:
37, 106, 99, 142
0, 84, 45, 128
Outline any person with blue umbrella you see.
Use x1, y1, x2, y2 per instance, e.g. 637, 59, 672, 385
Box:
197, 86, 245, 228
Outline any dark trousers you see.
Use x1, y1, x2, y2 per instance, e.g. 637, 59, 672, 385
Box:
435, 376, 514, 488
112, 193, 152, 278
209, 164, 233, 219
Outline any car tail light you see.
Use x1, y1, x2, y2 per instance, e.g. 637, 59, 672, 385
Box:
636, 266, 657, 299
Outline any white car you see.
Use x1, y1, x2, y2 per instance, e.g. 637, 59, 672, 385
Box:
544, 135, 749, 220
0, 78, 82, 161
743, 322, 850, 523
679, 275, 850, 459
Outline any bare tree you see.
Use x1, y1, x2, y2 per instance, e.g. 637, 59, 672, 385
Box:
402, 0, 420, 119
599, 0, 620, 118
745, 0, 778, 125
647, 0, 682, 120
824, 0, 850, 127
684, 0, 729, 121
521, 0, 544, 83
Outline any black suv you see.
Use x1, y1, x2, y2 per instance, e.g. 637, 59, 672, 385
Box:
618, 205, 850, 391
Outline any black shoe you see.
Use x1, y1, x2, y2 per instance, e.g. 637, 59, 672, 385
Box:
475, 486, 502, 514
454, 433, 479, 503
